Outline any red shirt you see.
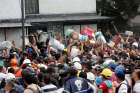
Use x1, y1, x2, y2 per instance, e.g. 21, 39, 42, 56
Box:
100, 82, 110, 93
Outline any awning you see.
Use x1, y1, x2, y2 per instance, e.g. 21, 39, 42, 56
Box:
0, 23, 31, 28
0, 19, 31, 28
26, 13, 113, 23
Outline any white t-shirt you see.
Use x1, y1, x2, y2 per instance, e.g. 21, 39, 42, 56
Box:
0, 72, 6, 83
133, 81, 140, 93
6, 73, 15, 80
70, 47, 80, 58
118, 80, 128, 93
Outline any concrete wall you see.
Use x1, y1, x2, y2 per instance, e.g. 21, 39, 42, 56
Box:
0, 28, 23, 48
0, 0, 21, 19
39, 0, 96, 14
0, 30, 5, 42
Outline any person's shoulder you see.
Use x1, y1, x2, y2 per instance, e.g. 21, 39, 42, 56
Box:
24, 89, 34, 93
133, 83, 140, 92
119, 83, 128, 92
0, 72, 6, 76
41, 84, 57, 89
27, 84, 41, 92
0, 88, 5, 93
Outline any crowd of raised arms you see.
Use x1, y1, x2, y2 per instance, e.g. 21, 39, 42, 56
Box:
0, 30, 140, 93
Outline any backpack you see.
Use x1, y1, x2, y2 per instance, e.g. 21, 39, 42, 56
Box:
26, 86, 42, 93
115, 82, 131, 93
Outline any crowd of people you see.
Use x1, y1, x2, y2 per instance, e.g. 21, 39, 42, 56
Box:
0, 30, 140, 93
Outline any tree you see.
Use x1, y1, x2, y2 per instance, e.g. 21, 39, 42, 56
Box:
97, 0, 139, 32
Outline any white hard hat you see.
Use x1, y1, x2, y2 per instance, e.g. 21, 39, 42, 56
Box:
87, 72, 95, 81
103, 58, 115, 66
132, 42, 138, 48
38, 64, 48, 69
72, 57, 80, 63
73, 62, 82, 70
23, 59, 31, 64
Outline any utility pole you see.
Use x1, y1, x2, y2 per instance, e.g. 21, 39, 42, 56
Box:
21, 0, 25, 51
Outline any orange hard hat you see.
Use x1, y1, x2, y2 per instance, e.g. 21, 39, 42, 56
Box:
10, 58, 18, 67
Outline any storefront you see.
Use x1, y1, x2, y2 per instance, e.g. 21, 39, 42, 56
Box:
26, 13, 112, 38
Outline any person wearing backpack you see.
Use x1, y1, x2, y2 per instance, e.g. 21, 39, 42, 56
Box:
115, 65, 131, 93
63, 67, 92, 93
98, 68, 113, 93
22, 67, 42, 93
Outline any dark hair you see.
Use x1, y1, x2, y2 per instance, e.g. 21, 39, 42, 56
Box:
23, 74, 38, 85
79, 71, 87, 79
22, 68, 38, 85
8, 68, 15, 74
44, 74, 51, 84
0, 66, 3, 72
38, 72, 44, 82
68, 68, 78, 77
136, 70, 140, 79
115, 73, 125, 81
46, 67, 55, 75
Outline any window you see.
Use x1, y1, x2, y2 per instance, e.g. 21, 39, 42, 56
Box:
25, 0, 39, 14
64, 24, 97, 37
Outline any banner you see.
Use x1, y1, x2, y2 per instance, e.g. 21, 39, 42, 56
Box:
49, 38, 65, 51
0, 41, 12, 50
81, 26, 95, 37
125, 31, 133, 36
65, 29, 74, 37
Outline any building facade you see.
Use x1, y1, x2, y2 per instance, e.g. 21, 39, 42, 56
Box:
0, 0, 29, 48
0, 0, 111, 48
26, 0, 111, 37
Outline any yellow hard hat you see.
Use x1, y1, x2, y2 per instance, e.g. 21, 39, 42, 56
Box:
101, 68, 112, 78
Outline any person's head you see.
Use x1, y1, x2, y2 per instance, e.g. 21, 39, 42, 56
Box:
115, 65, 126, 82
73, 62, 82, 71
87, 72, 95, 83
101, 68, 112, 79
4, 80, 15, 92
8, 68, 15, 74
68, 67, 78, 77
79, 71, 87, 79
109, 63, 117, 72
10, 58, 18, 67
94, 65, 103, 75
132, 69, 140, 82
0, 65, 3, 72
38, 72, 44, 82
46, 67, 55, 75
22, 67, 38, 85
44, 74, 51, 84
